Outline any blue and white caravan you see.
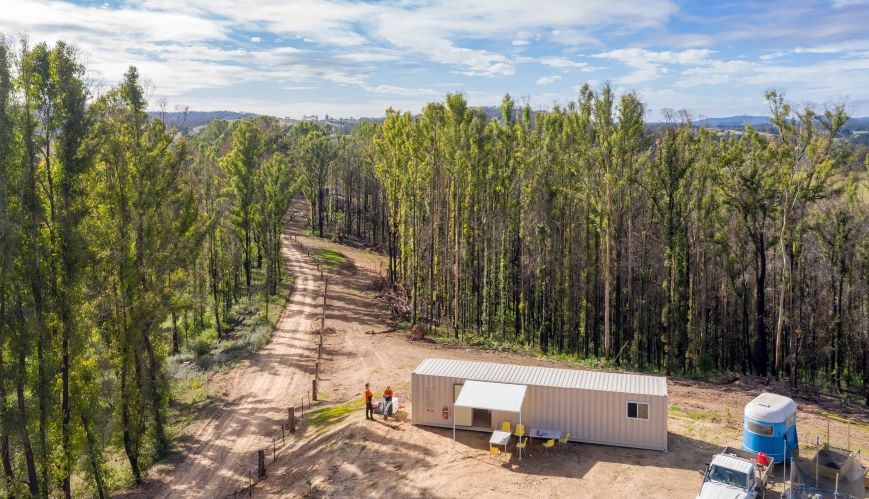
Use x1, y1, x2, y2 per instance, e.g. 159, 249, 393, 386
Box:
742, 392, 798, 463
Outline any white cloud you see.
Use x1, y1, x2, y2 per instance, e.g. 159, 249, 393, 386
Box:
759, 51, 788, 60
536, 74, 562, 85
366, 85, 439, 96
512, 40, 530, 46
593, 48, 713, 84
832, 0, 867, 7
539, 56, 590, 69
250, 36, 262, 43
550, 29, 602, 47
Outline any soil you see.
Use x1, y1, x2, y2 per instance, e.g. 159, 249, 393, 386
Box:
118, 199, 869, 498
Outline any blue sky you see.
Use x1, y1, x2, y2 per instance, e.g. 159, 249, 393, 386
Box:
3, 0, 868, 119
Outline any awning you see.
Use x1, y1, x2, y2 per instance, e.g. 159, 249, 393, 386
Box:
454, 380, 527, 413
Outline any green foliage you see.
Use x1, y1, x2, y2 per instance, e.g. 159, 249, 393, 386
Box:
0, 39, 300, 498
359, 88, 867, 396
307, 401, 364, 428
313, 248, 348, 268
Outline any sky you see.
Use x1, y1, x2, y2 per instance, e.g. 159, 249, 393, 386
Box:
2, 0, 869, 119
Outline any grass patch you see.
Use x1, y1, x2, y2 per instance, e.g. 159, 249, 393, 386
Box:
307, 400, 364, 428
669, 404, 715, 421
313, 248, 348, 268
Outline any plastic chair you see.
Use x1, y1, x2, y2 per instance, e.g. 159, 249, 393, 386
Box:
558, 432, 570, 453
543, 439, 555, 454
514, 423, 525, 438
501, 421, 511, 433
515, 437, 528, 460
489, 446, 502, 463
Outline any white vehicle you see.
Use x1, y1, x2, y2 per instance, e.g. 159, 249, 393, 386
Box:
697, 447, 774, 499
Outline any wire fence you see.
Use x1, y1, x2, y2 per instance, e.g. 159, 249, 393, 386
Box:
225, 236, 330, 497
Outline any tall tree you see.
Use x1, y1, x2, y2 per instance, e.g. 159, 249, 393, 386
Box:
221, 120, 262, 299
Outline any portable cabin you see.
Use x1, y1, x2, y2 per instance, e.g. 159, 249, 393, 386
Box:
411, 358, 668, 451
742, 392, 798, 462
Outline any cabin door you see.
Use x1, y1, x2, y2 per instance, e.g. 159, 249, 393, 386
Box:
453, 384, 472, 426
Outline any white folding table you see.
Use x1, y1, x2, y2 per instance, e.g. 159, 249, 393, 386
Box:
489, 430, 511, 459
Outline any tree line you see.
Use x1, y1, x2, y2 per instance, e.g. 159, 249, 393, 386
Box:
0, 38, 304, 497
315, 88, 868, 404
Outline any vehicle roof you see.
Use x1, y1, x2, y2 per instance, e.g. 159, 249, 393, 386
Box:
711, 454, 755, 475
744, 392, 796, 423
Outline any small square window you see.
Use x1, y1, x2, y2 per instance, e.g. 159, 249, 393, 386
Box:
627, 401, 649, 420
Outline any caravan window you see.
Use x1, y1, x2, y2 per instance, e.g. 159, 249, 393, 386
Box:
627, 401, 649, 420
746, 420, 773, 436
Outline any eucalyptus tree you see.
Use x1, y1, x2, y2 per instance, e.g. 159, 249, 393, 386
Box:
766, 90, 849, 379
44, 41, 90, 499
810, 186, 862, 390
298, 122, 337, 238
0, 35, 17, 495
90, 66, 202, 478
720, 129, 780, 375
642, 122, 696, 374
374, 109, 412, 285
221, 120, 263, 298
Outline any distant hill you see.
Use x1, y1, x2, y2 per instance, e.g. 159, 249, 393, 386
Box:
148, 110, 257, 134
147, 108, 869, 143
696, 115, 770, 127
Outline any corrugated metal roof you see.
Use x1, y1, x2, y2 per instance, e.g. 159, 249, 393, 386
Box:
412, 358, 667, 397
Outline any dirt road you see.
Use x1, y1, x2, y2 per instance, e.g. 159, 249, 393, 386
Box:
120, 209, 323, 498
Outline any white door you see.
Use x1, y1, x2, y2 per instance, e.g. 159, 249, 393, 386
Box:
453, 384, 472, 426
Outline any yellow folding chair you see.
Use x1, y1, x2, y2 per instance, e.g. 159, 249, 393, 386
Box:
489, 445, 503, 464
515, 437, 528, 460
558, 432, 570, 454
542, 439, 555, 454
501, 421, 511, 433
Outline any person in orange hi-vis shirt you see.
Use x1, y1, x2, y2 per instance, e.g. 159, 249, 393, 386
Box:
383, 386, 394, 421
363, 383, 374, 420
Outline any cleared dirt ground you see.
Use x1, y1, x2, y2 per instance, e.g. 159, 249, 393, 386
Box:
121, 200, 869, 498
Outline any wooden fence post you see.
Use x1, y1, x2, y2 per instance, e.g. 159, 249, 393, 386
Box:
257, 450, 266, 478
288, 407, 295, 433
315, 361, 320, 381
321, 278, 328, 331
312, 379, 318, 401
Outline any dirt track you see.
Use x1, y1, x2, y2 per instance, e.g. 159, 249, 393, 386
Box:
118, 208, 323, 498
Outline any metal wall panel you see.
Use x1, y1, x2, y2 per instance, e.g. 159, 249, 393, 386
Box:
411, 361, 668, 451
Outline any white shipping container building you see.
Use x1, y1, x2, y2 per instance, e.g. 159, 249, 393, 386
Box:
411, 358, 668, 451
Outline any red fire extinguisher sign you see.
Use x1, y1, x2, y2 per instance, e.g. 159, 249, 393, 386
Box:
442, 406, 449, 420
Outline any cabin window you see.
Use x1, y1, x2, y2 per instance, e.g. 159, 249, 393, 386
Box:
746, 420, 774, 436
627, 401, 649, 420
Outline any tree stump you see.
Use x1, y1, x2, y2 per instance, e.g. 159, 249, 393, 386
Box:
411, 324, 427, 341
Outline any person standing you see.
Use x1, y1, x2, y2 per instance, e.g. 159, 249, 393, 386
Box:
383, 386, 394, 421
364, 383, 374, 420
